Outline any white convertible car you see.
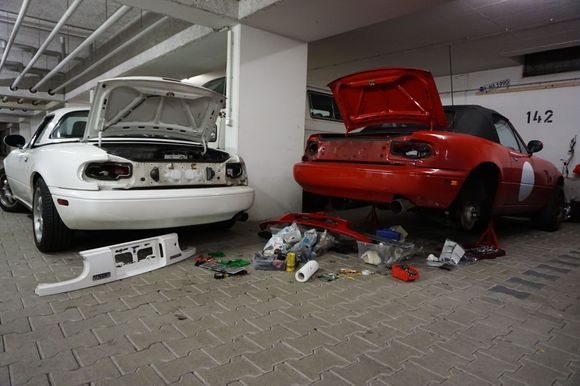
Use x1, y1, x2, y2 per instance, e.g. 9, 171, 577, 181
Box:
1, 77, 254, 252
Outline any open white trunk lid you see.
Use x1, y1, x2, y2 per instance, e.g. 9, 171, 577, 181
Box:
85, 77, 225, 143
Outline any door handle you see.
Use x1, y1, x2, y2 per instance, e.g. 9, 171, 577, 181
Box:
23, 156, 28, 162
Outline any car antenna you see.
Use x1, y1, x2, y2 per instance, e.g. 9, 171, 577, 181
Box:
448, 44, 454, 106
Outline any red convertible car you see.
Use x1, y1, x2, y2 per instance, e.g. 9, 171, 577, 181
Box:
294, 67, 564, 231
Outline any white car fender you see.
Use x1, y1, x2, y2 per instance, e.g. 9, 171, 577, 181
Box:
29, 143, 109, 191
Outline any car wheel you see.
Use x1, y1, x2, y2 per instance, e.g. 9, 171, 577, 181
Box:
456, 180, 491, 232
532, 184, 564, 232
32, 178, 73, 252
302, 190, 329, 212
0, 168, 24, 212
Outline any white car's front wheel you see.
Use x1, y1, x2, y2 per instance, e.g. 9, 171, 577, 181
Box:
33, 178, 73, 252
0, 168, 23, 212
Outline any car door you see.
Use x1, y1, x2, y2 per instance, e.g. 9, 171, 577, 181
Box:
493, 115, 542, 208
5, 115, 55, 204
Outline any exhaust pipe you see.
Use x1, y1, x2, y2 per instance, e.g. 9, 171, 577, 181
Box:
391, 199, 415, 214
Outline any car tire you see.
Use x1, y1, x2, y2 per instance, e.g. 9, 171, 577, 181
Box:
32, 178, 73, 252
0, 168, 24, 212
456, 180, 491, 233
532, 184, 564, 232
302, 190, 329, 212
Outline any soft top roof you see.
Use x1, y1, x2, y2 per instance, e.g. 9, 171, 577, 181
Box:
444, 104, 502, 143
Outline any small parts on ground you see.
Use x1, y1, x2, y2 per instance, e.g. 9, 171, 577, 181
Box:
195, 253, 250, 279
361, 250, 381, 265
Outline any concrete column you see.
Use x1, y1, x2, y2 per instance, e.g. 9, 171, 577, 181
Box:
228, 24, 307, 220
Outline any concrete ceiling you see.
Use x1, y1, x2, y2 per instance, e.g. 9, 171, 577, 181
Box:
239, 0, 580, 87
0, 0, 579, 124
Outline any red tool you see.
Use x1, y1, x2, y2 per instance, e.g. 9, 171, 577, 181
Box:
259, 212, 372, 243
391, 264, 419, 282
194, 256, 212, 266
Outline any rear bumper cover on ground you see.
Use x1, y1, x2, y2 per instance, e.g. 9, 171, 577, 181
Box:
49, 185, 254, 230
35, 233, 194, 296
294, 162, 466, 208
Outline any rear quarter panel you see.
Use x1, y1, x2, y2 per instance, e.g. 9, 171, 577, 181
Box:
408, 131, 514, 207
29, 143, 107, 191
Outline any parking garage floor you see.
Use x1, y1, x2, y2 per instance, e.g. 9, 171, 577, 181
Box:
1, 207, 579, 386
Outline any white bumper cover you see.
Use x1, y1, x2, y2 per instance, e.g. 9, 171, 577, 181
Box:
50, 185, 254, 230
35, 233, 195, 296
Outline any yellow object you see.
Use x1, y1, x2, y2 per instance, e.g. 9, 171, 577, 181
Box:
286, 252, 296, 272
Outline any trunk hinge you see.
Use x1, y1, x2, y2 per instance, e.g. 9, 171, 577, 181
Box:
201, 132, 208, 156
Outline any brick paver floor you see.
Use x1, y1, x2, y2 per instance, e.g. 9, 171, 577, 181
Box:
1, 207, 579, 385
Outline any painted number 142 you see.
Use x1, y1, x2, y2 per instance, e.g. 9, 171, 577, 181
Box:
526, 109, 553, 124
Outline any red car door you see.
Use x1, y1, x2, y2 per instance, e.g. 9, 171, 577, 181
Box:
493, 115, 544, 209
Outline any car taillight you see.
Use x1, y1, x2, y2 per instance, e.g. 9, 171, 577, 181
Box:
390, 141, 433, 159
307, 140, 318, 155
85, 162, 132, 180
226, 162, 244, 178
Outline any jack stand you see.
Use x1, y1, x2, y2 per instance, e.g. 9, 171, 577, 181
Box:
365, 205, 380, 226
476, 219, 500, 249
464, 219, 506, 260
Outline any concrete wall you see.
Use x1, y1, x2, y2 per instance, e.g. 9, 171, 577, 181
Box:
232, 24, 308, 220
435, 66, 580, 172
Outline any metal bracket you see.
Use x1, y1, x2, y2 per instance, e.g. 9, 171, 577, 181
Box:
35, 233, 195, 296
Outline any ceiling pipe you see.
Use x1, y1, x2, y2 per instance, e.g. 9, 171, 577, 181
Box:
30, 5, 132, 93
0, 14, 91, 39
10, 0, 84, 91
0, 39, 72, 60
50, 16, 169, 94
0, 0, 32, 74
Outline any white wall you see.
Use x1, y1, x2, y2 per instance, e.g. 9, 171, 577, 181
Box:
230, 24, 308, 220
17, 113, 44, 142
435, 66, 580, 171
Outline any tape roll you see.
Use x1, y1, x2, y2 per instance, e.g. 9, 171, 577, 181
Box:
295, 260, 319, 283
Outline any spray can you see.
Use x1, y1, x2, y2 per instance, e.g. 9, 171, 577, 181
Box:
286, 252, 296, 272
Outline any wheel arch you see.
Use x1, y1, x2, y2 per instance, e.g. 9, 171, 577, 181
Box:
31, 172, 43, 188
454, 162, 501, 206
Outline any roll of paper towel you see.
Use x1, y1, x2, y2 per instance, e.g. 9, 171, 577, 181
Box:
295, 260, 319, 283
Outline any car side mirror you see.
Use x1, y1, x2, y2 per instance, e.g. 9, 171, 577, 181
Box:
3, 134, 26, 148
527, 140, 543, 154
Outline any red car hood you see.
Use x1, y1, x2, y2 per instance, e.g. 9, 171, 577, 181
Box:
328, 67, 448, 132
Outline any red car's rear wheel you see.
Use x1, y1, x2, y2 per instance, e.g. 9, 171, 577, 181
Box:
533, 184, 564, 231
456, 180, 491, 232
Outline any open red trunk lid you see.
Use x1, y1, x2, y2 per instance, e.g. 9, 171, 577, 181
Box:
328, 67, 448, 132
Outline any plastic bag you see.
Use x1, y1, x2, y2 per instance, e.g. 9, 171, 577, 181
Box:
290, 228, 318, 262
262, 223, 302, 257
313, 230, 335, 256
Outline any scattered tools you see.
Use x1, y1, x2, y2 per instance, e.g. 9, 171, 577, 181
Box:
194, 256, 212, 266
